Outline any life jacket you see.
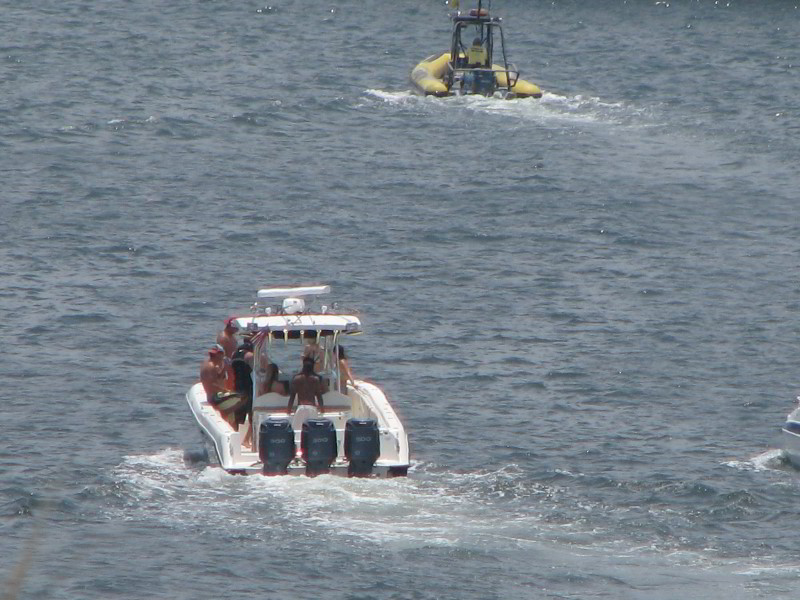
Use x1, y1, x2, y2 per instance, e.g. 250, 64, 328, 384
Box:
467, 45, 487, 66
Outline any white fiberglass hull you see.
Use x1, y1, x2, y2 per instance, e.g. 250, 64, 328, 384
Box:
782, 402, 800, 467
186, 381, 409, 476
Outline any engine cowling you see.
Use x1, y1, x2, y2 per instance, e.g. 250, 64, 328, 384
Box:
301, 419, 337, 476
344, 418, 380, 477
259, 418, 295, 475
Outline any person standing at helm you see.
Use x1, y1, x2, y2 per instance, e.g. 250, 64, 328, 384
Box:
303, 337, 324, 374
467, 36, 487, 67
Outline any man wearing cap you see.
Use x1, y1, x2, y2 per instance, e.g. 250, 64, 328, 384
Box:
217, 317, 239, 359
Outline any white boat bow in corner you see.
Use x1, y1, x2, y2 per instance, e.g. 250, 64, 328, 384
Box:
782, 396, 800, 467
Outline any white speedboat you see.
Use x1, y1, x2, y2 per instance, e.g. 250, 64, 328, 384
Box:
782, 397, 800, 467
186, 285, 410, 477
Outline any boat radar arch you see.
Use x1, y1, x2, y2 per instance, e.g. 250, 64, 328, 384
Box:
257, 285, 331, 299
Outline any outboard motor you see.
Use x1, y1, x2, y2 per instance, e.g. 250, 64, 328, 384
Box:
344, 418, 380, 477
301, 419, 337, 476
463, 69, 496, 96
259, 418, 295, 475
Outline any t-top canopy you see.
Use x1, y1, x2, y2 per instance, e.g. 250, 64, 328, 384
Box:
233, 314, 362, 336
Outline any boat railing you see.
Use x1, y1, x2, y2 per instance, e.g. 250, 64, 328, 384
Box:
501, 64, 520, 87
447, 15, 521, 95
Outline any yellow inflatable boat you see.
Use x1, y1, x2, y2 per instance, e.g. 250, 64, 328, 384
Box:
411, 52, 541, 98
410, 5, 542, 99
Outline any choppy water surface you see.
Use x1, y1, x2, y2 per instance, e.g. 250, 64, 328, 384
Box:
2, 0, 800, 598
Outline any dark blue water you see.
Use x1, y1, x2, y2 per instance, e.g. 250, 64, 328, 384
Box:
3, 0, 800, 598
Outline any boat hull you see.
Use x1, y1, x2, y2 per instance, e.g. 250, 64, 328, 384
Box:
782, 404, 800, 467
186, 381, 410, 477
410, 52, 542, 98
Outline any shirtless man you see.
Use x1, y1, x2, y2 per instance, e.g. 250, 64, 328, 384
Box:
200, 344, 228, 404
201, 344, 244, 429
217, 317, 239, 358
287, 356, 325, 413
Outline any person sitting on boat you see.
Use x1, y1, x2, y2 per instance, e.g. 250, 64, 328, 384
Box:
261, 362, 288, 396
287, 355, 325, 414
201, 344, 246, 428
466, 36, 488, 67
201, 344, 226, 400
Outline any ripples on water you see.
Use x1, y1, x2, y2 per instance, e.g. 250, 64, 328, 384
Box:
100, 447, 798, 598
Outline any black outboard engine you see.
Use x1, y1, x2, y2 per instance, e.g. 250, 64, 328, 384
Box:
259, 418, 295, 475
301, 419, 337, 476
344, 418, 380, 477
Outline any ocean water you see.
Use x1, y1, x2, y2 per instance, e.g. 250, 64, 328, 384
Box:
2, 0, 800, 598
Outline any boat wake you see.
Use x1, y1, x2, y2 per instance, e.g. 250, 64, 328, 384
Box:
362, 88, 654, 128
110, 450, 552, 550
106, 448, 800, 585
724, 448, 793, 472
